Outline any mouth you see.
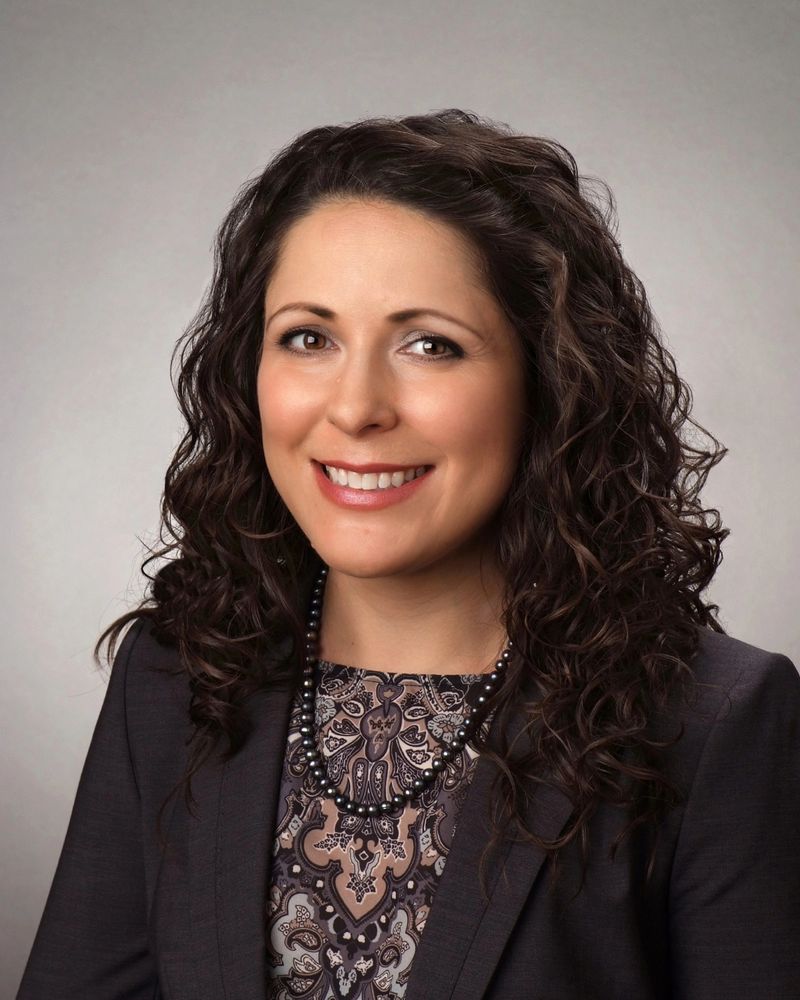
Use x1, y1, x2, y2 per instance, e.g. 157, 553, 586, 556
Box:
315, 460, 433, 491
311, 460, 434, 509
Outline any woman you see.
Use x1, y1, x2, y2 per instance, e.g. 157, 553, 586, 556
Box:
17, 110, 800, 999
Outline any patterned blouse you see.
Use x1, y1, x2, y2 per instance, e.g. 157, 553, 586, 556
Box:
265, 658, 495, 999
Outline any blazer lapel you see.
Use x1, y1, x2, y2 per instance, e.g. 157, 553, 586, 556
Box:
188, 671, 296, 1000
405, 694, 575, 1000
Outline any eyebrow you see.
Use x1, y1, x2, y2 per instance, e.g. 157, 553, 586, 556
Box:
264, 301, 484, 339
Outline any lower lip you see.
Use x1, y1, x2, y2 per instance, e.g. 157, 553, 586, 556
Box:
312, 461, 434, 510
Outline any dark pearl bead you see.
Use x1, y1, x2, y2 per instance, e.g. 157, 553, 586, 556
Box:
335, 795, 346, 805
422, 769, 434, 781
345, 801, 356, 812
392, 794, 405, 806
477, 695, 486, 705
412, 778, 425, 790
356, 805, 367, 816
450, 740, 463, 752
380, 801, 393, 812
325, 786, 336, 797
432, 758, 445, 771
456, 727, 467, 740
441, 748, 452, 760
367, 805, 378, 816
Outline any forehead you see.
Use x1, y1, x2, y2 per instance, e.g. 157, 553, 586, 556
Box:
266, 198, 490, 303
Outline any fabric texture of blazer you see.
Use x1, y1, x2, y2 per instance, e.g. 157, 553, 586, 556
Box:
16, 616, 800, 1000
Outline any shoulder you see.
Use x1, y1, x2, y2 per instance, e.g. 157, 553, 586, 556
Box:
693, 626, 797, 683
666, 630, 800, 944
109, 617, 192, 784
114, 615, 295, 746
114, 615, 189, 707
688, 626, 799, 716
657, 626, 800, 786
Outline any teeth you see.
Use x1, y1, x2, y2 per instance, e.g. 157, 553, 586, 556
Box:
323, 464, 429, 491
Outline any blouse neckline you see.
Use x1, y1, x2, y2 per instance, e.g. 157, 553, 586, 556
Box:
316, 657, 484, 683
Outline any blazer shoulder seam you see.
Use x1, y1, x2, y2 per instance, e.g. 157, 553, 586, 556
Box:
668, 648, 796, 891
667, 656, 747, 878
119, 617, 148, 799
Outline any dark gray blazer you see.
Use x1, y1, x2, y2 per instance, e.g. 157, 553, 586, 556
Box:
16, 617, 800, 999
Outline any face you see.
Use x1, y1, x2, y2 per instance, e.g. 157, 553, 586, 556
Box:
256, 197, 527, 580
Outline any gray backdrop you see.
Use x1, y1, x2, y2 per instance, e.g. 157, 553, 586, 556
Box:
2, 0, 798, 991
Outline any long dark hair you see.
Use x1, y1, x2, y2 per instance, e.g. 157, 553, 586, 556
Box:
96, 108, 729, 898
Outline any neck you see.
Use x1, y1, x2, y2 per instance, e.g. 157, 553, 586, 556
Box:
315, 548, 509, 676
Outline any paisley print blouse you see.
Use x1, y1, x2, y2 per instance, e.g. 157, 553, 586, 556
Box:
265, 658, 495, 999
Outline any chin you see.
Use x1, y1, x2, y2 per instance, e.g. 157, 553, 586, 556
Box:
309, 544, 435, 581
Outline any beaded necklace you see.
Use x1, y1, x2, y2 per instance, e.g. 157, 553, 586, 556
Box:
299, 564, 514, 816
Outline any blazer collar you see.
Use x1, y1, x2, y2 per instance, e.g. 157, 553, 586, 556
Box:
184, 657, 575, 1000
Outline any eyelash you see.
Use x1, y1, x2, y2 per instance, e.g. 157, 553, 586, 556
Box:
276, 327, 464, 361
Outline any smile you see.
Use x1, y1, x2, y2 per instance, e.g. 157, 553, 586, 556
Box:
322, 464, 429, 490
312, 461, 434, 510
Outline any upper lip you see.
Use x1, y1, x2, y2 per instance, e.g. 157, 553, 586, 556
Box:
315, 459, 431, 473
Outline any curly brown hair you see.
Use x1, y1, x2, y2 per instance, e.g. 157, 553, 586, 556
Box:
96, 108, 729, 900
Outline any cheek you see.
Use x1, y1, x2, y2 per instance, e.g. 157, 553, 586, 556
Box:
257, 364, 314, 450
422, 374, 525, 471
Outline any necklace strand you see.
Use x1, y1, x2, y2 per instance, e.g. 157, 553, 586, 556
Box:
299, 565, 514, 816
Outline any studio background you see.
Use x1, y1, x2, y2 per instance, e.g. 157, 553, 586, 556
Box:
2, 0, 798, 991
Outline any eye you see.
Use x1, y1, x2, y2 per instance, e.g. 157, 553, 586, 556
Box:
405, 335, 464, 360
277, 328, 329, 352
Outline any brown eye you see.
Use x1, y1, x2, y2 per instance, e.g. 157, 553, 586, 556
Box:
406, 335, 463, 360
278, 328, 328, 352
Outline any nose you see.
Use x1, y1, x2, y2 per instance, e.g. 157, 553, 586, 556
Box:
324, 348, 398, 435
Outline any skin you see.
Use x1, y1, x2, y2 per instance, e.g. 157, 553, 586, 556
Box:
257, 197, 528, 675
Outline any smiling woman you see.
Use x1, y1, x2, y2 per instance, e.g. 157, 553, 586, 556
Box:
17, 110, 800, 1000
